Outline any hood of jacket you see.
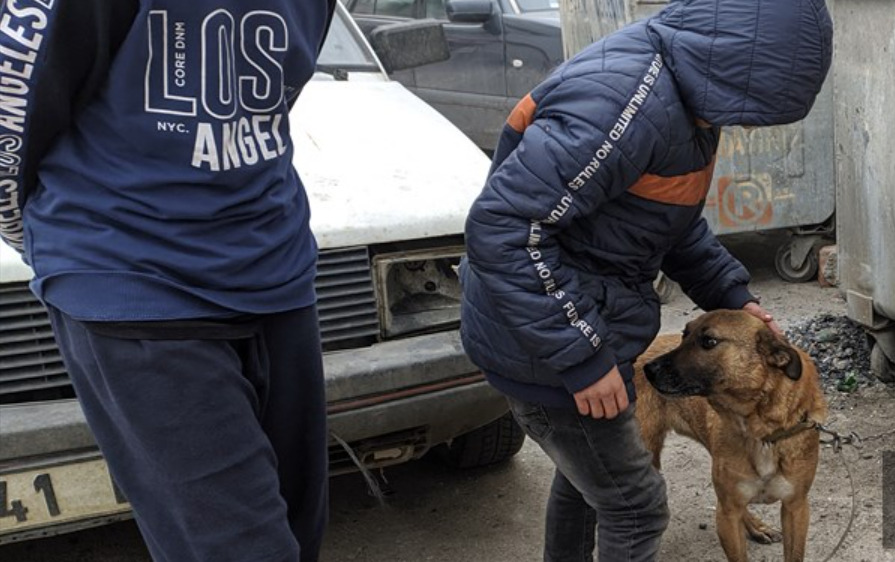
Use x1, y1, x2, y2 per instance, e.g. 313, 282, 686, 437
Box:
647, 0, 833, 126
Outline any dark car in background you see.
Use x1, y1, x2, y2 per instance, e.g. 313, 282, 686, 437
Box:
348, 0, 564, 151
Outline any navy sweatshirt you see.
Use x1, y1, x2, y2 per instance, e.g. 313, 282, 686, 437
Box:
0, 0, 335, 321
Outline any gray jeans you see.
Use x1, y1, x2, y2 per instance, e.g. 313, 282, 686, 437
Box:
508, 399, 669, 562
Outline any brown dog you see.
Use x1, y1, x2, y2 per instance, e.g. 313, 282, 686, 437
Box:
634, 309, 827, 562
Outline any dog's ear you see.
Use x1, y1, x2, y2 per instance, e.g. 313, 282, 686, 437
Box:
757, 330, 802, 380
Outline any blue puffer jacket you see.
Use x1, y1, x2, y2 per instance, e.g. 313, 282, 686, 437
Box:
460, 0, 833, 407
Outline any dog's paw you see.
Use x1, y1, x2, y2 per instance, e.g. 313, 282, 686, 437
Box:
744, 513, 783, 544
747, 524, 783, 544
748, 527, 783, 544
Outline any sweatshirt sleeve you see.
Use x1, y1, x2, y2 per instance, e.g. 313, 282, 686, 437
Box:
0, 0, 138, 253
660, 216, 756, 311
464, 56, 669, 394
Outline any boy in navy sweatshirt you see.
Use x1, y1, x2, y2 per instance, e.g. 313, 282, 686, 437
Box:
0, 1, 335, 560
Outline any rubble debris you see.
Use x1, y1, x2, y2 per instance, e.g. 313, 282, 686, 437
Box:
785, 314, 874, 392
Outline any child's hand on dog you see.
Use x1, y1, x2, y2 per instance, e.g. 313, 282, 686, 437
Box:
742, 301, 782, 336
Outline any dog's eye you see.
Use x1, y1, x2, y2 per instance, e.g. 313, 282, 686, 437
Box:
701, 336, 719, 350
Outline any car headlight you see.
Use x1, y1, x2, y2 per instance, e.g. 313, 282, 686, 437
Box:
372, 246, 464, 338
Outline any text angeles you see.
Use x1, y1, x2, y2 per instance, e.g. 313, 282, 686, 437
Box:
145, 10, 291, 171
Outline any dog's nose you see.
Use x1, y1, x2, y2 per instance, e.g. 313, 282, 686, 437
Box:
644, 360, 661, 381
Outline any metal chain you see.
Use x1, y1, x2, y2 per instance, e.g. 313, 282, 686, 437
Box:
813, 422, 895, 560
822, 449, 857, 562
815, 423, 895, 453
859, 428, 895, 442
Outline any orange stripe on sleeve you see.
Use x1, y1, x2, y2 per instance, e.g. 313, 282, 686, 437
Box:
507, 93, 536, 133
627, 159, 716, 206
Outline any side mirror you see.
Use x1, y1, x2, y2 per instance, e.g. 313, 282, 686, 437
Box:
369, 19, 451, 73
446, 0, 493, 24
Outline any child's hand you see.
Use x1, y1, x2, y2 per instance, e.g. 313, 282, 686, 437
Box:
742, 301, 782, 335
573, 366, 629, 419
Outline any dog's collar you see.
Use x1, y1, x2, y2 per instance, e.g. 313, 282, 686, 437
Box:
763, 415, 818, 444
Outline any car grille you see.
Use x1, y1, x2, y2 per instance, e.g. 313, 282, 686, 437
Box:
0, 284, 69, 398
316, 246, 379, 347
0, 246, 379, 402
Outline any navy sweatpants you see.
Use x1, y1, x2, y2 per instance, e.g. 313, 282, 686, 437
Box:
48, 305, 328, 562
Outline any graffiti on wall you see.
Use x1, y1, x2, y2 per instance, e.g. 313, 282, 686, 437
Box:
704, 125, 807, 230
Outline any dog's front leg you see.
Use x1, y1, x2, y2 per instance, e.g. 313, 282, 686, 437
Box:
781, 496, 810, 562
715, 499, 749, 562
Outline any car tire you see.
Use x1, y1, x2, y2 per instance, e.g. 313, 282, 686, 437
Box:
434, 412, 526, 469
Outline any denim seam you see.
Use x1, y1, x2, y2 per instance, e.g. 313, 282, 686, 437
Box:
577, 500, 591, 561
575, 413, 637, 562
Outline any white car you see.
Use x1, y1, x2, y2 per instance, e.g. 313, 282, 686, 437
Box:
0, 4, 523, 544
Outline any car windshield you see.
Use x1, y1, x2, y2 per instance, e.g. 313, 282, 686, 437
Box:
317, 6, 379, 71
515, 0, 559, 12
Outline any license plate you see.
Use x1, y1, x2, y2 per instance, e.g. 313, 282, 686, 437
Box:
0, 456, 131, 540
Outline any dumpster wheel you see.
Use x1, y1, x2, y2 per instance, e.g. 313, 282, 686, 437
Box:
774, 242, 819, 283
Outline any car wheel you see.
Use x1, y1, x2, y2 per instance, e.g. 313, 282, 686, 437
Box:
435, 412, 526, 469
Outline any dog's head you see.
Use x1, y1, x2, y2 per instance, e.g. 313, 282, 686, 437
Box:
643, 309, 804, 413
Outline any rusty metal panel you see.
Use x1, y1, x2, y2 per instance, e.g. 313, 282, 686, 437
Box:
832, 0, 895, 325
703, 96, 836, 235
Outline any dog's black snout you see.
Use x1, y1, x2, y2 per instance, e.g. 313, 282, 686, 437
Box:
644, 359, 664, 382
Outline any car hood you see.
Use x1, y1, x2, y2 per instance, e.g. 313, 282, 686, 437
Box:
0, 243, 30, 283
291, 78, 490, 250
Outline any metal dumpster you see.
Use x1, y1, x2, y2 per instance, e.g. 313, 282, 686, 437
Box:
832, 0, 895, 382
566, 0, 838, 283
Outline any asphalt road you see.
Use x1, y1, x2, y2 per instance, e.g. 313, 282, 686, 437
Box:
3, 231, 895, 562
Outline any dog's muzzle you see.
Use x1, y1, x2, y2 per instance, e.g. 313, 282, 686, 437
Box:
644, 356, 711, 397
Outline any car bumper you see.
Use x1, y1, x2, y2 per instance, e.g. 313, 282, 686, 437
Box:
1, 329, 507, 471
0, 330, 507, 542
324, 330, 509, 471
